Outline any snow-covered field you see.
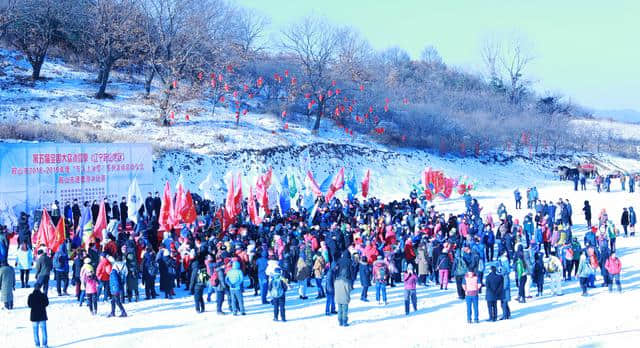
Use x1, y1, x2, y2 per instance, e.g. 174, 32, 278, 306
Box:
2, 180, 640, 348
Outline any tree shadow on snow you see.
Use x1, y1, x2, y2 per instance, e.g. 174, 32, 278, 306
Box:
56, 324, 186, 347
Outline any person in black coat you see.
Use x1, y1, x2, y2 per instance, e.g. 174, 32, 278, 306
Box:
18, 213, 32, 249
28, 284, 49, 348
358, 257, 371, 301
145, 192, 154, 218
485, 266, 503, 322
583, 201, 592, 228
112, 201, 121, 223
91, 201, 100, 225
120, 197, 129, 230
34, 250, 52, 297
72, 200, 81, 232
152, 192, 162, 220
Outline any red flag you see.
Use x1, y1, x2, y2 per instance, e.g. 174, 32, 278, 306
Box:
361, 169, 371, 198
306, 171, 323, 197
256, 169, 272, 216
234, 172, 243, 215
93, 201, 107, 240
159, 181, 174, 231
52, 216, 65, 252
182, 191, 197, 224
325, 167, 345, 201
32, 208, 55, 250
225, 175, 236, 220
174, 181, 186, 223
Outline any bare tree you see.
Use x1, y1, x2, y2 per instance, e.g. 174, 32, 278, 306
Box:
499, 41, 532, 105
0, 0, 16, 40
87, 0, 147, 99
141, 0, 220, 124
234, 8, 269, 60
420, 45, 442, 65
5, 0, 78, 79
281, 15, 341, 131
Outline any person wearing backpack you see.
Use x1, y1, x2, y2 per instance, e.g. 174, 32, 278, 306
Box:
225, 261, 245, 316
269, 268, 288, 322
545, 248, 560, 296
191, 265, 209, 313
437, 247, 451, 290
142, 246, 158, 300
532, 252, 545, 297
577, 251, 594, 296
108, 256, 128, 317
454, 249, 468, 300
372, 255, 388, 305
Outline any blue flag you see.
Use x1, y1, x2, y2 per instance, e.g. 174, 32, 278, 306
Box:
280, 175, 291, 213
347, 172, 358, 201
319, 174, 332, 193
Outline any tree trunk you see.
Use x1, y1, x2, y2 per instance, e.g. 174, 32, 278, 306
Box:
31, 59, 44, 80
313, 113, 321, 132
95, 62, 112, 99
159, 87, 170, 126
144, 67, 155, 97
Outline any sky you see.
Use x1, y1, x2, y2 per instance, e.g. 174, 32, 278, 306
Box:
236, 0, 640, 113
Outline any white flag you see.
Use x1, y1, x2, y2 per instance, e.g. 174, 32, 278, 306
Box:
198, 171, 215, 201
127, 178, 143, 224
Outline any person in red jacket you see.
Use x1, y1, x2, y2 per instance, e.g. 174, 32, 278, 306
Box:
604, 252, 622, 293
96, 255, 113, 302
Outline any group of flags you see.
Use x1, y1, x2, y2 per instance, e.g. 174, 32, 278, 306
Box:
159, 175, 198, 232
32, 178, 148, 251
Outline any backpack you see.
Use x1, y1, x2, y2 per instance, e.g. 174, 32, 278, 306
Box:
269, 276, 284, 299
546, 259, 559, 273
197, 268, 210, 284
377, 265, 387, 282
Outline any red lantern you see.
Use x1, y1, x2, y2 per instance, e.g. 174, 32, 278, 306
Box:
383, 105, 389, 113
350, 130, 353, 136
319, 94, 324, 102
369, 106, 373, 113
169, 111, 174, 119
242, 109, 248, 115
281, 110, 287, 118
403, 98, 409, 105
226, 64, 233, 73
218, 74, 223, 82
401, 135, 407, 142
304, 93, 311, 99
327, 90, 333, 97
307, 102, 313, 110
197, 72, 203, 80
210, 73, 216, 79
224, 83, 229, 92
233, 91, 238, 99
248, 93, 254, 99
257, 76, 263, 87
335, 88, 341, 95
364, 113, 369, 119
374, 116, 379, 123
385, 97, 390, 104
283, 122, 289, 130
211, 79, 216, 88
172, 80, 177, 89
243, 84, 249, 92
219, 95, 225, 102
331, 80, 336, 86
185, 114, 190, 121
291, 77, 297, 85
284, 70, 289, 78
359, 84, 364, 91
348, 105, 353, 113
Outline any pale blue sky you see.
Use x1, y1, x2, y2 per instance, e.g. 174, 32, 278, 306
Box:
236, 0, 640, 112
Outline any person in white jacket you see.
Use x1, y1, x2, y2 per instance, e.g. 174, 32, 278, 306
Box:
16, 242, 33, 288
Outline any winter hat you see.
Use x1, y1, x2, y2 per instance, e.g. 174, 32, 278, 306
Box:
84, 257, 91, 264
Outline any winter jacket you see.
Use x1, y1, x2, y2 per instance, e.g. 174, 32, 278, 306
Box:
109, 261, 128, 295
497, 256, 511, 301
225, 261, 244, 291
96, 258, 112, 281
403, 272, 417, 290
334, 278, 352, 305
605, 256, 622, 275
53, 248, 70, 273
27, 289, 48, 322
630, 208, 637, 226
436, 253, 451, 271
358, 260, 371, 287
485, 271, 503, 301
83, 273, 99, 294
34, 254, 52, 279
621, 211, 630, 226
16, 248, 33, 270
577, 255, 594, 278
462, 273, 480, 296
453, 251, 468, 277
0, 265, 15, 303
372, 259, 388, 282
313, 256, 326, 279
416, 246, 429, 275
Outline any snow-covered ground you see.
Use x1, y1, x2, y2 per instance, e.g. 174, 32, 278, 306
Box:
2, 180, 640, 348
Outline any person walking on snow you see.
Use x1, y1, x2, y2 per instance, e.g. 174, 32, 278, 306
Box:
462, 271, 481, 323
404, 264, 418, 315
604, 251, 622, 293
28, 283, 49, 348
269, 268, 288, 322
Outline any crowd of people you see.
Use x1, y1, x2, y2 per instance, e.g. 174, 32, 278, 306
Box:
0, 178, 636, 347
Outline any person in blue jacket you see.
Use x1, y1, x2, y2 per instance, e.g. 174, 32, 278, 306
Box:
225, 261, 245, 315
108, 256, 128, 317
358, 256, 371, 301
629, 207, 636, 237
256, 251, 269, 304
53, 245, 69, 296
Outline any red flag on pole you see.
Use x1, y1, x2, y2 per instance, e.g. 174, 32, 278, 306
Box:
306, 171, 323, 197
361, 169, 371, 198
234, 172, 243, 215
159, 181, 174, 231
182, 191, 197, 225
248, 186, 261, 225
32, 208, 55, 250
225, 174, 236, 220
325, 167, 345, 201
93, 201, 107, 240
52, 216, 66, 252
